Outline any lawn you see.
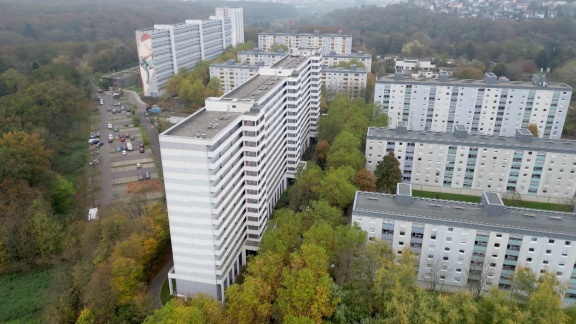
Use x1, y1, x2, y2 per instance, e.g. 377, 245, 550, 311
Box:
412, 190, 572, 212
0, 268, 52, 323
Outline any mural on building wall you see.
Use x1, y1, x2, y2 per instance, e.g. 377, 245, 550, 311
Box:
136, 31, 156, 96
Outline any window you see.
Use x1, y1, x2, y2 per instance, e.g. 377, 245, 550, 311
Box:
400, 231, 405, 236
529, 248, 535, 252
445, 247, 450, 252
549, 239, 555, 244
428, 255, 433, 260
431, 233, 437, 240
526, 257, 532, 262
459, 249, 465, 254
543, 260, 549, 265
490, 263, 496, 268
455, 268, 462, 273
566, 241, 571, 246
448, 227, 454, 232
399, 241, 404, 246
443, 256, 449, 261
369, 228, 375, 233
447, 237, 452, 242
496, 234, 502, 238
494, 243, 500, 248
531, 237, 537, 242
546, 249, 552, 254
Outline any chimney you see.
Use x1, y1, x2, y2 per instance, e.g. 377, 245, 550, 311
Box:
453, 124, 468, 138
484, 72, 498, 84
516, 128, 534, 142
481, 192, 504, 216
396, 121, 408, 134
396, 183, 413, 206
438, 70, 449, 82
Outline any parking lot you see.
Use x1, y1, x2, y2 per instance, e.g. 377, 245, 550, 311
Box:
90, 91, 162, 206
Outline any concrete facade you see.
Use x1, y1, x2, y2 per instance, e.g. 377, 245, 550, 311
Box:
323, 51, 372, 71
373, 72, 572, 139
215, 7, 244, 47
258, 30, 352, 54
322, 66, 368, 100
352, 185, 576, 304
366, 126, 576, 202
136, 9, 242, 97
160, 50, 322, 300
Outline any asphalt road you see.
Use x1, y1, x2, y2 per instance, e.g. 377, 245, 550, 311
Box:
96, 94, 114, 207
124, 90, 163, 173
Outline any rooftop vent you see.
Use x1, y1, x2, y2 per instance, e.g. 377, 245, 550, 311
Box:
484, 72, 498, 84
396, 183, 413, 206
438, 70, 449, 82
453, 124, 468, 138
481, 192, 504, 216
516, 128, 534, 143
396, 121, 408, 134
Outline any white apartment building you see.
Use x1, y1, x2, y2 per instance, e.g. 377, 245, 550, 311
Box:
160, 49, 323, 300
321, 65, 368, 100
215, 7, 244, 47
209, 60, 266, 92
374, 72, 572, 139
352, 184, 576, 304
323, 51, 372, 71
366, 126, 576, 202
135, 9, 241, 97
237, 49, 286, 66
395, 58, 436, 72
258, 30, 352, 54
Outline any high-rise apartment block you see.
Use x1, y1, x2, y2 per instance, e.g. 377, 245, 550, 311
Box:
322, 65, 368, 100
258, 30, 352, 54
374, 72, 572, 139
323, 51, 372, 70
215, 7, 245, 47
136, 8, 244, 97
160, 49, 323, 300
352, 184, 576, 304
366, 126, 576, 202
212, 49, 368, 98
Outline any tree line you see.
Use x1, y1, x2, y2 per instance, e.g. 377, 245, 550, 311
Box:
0, 62, 91, 272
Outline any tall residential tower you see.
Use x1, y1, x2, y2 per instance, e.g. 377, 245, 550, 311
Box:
160, 49, 323, 300
215, 7, 245, 47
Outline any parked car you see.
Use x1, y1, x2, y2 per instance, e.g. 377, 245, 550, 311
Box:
99, 99, 104, 105
112, 109, 116, 114
107, 106, 111, 111
136, 163, 141, 169
108, 137, 113, 143
124, 122, 129, 127
107, 123, 113, 129
90, 133, 100, 138
126, 112, 131, 117
130, 136, 136, 141
113, 102, 121, 106
145, 172, 151, 180
89, 159, 100, 165
120, 137, 125, 142
88, 139, 97, 144
113, 126, 119, 132
122, 150, 127, 155
138, 173, 144, 181
139, 143, 145, 153
126, 107, 131, 112
116, 146, 121, 152
125, 133, 130, 138
96, 142, 104, 147
122, 144, 128, 151
108, 134, 114, 140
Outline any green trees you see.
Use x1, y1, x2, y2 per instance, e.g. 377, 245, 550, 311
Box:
374, 151, 403, 193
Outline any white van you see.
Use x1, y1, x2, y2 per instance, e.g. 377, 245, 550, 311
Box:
126, 142, 133, 151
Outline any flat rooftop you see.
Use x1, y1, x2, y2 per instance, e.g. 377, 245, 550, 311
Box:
238, 50, 286, 56
353, 191, 576, 240
376, 74, 572, 91
222, 75, 285, 101
324, 52, 372, 58
367, 127, 576, 155
162, 109, 242, 139
271, 55, 308, 69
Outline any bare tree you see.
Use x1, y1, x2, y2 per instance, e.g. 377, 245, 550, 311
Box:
466, 262, 493, 298
422, 255, 455, 291
502, 190, 523, 207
